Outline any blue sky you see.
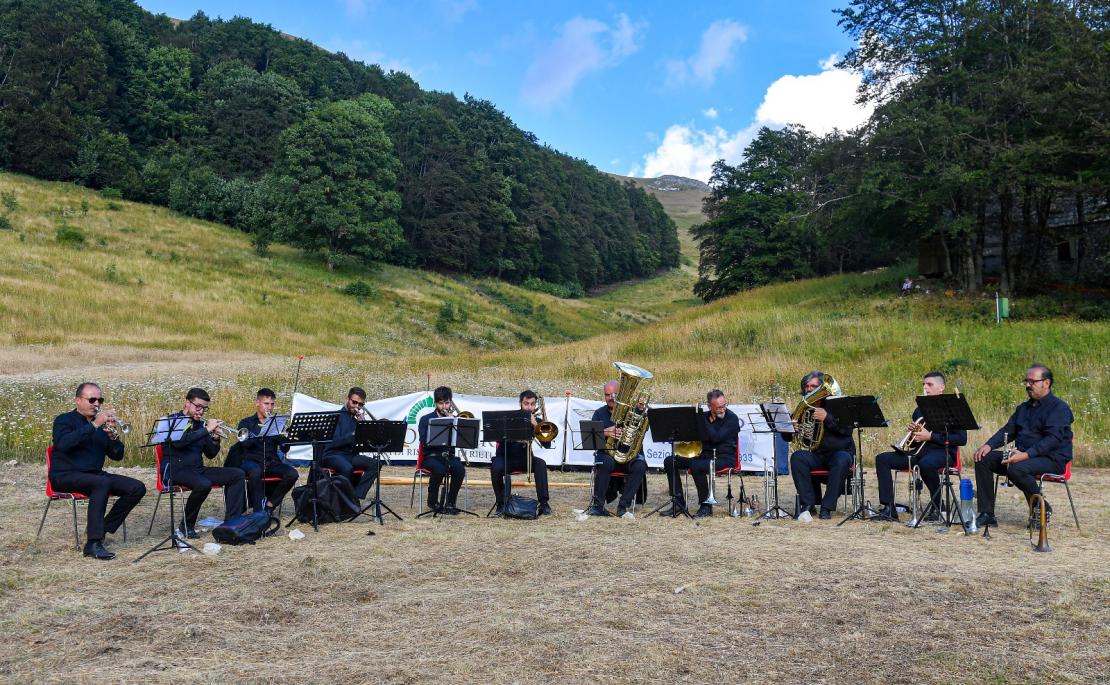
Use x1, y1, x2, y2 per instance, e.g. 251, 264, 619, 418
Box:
136, 1, 872, 181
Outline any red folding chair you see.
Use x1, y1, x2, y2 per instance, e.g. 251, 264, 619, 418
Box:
893, 447, 962, 515
408, 443, 470, 514
146, 444, 225, 535
994, 460, 1079, 530
37, 446, 127, 550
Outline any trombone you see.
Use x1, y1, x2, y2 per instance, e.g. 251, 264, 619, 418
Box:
527, 395, 560, 482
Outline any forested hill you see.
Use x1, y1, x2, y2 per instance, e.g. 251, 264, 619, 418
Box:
0, 0, 679, 291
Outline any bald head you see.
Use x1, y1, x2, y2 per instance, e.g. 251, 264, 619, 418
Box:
603, 381, 619, 410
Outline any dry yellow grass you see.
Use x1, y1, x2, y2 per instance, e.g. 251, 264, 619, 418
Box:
1, 461, 1107, 684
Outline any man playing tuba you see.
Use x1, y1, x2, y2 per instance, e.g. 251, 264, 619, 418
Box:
788, 371, 854, 520
586, 379, 648, 518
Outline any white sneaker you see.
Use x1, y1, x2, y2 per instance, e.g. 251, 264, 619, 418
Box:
621, 511, 635, 520
797, 511, 813, 523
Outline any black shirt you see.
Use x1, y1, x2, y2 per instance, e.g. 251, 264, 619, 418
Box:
701, 408, 741, 462
50, 409, 124, 474
986, 392, 1073, 462
161, 412, 221, 471
236, 414, 285, 464
912, 406, 967, 460
323, 409, 358, 459
592, 404, 645, 462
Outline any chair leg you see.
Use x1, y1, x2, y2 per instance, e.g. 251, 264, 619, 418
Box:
121, 518, 127, 543
36, 498, 53, 541
147, 491, 163, 536
1063, 481, 1080, 530
463, 470, 469, 510
71, 499, 80, 551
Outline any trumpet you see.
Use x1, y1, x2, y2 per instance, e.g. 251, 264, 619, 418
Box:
95, 407, 131, 439
893, 416, 927, 455
208, 420, 241, 441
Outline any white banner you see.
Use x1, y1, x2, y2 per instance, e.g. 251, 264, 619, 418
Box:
288, 391, 569, 466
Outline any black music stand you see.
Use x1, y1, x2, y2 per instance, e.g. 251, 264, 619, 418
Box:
482, 410, 533, 517
417, 417, 480, 518
284, 411, 340, 532
645, 406, 703, 519
825, 396, 888, 525
245, 413, 286, 514
751, 404, 793, 521
135, 416, 196, 562
912, 393, 979, 535
351, 419, 406, 525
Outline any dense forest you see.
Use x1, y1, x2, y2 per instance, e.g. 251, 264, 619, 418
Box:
694, 0, 1109, 300
0, 0, 679, 291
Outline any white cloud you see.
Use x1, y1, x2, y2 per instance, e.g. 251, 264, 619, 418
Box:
326, 38, 424, 77
435, 0, 477, 24
521, 13, 645, 109
636, 54, 872, 181
666, 19, 747, 87
703, 107, 718, 119
342, 0, 372, 18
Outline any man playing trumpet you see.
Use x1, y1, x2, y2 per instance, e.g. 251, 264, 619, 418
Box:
491, 389, 553, 516
417, 386, 467, 514
235, 388, 299, 515
871, 371, 966, 522
162, 387, 246, 538
49, 382, 146, 559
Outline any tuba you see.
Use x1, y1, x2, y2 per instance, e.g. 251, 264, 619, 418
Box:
605, 362, 653, 464
789, 374, 842, 451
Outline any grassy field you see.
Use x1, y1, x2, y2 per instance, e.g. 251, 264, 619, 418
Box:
1, 462, 1107, 684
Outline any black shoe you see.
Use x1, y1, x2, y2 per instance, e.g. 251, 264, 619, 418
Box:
808, 505, 818, 516
658, 501, 685, 517
177, 523, 199, 539
538, 502, 552, 516
870, 504, 898, 522
443, 505, 461, 516
975, 512, 998, 527
83, 540, 115, 560
694, 505, 713, 518
921, 509, 943, 523
818, 508, 832, 520
585, 504, 612, 517
493, 503, 505, 516
616, 504, 628, 517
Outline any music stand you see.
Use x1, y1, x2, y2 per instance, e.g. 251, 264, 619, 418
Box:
417, 417, 480, 518
247, 413, 287, 515
351, 419, 406, 525
751, 404, 792, 521
482, 410, 533, 517
824, 396, 888, 525
645, 406, 703, 518
912, 393, 979, 535
135, 416, 196, 562
283, 411, 340, 532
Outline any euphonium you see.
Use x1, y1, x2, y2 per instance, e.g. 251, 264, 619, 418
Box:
533, 395, 559, 443
605, 362, 653, 465
789, 374, 842, 451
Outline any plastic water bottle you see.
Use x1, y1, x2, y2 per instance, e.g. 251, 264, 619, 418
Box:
960, 478, 977, 532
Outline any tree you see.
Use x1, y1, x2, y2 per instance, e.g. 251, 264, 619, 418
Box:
270, 98, 403, 270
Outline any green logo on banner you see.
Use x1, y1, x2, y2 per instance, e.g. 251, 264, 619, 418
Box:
406, 396, 434, 424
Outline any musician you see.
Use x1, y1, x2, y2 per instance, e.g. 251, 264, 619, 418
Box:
871, 371, 967, 521
235, 388, 299, 515
661, 389, 740, 518
161, 388, 246, 538
417, 386, 467, 514
587, 380, 648, 518
973, 364, 1073, 527
49, 382, 146, 560
320, 387, 380, 500
788, 371, 854, 520
491, 390, 552, 516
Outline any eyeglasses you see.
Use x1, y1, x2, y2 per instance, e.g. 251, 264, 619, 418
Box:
1022, 378, 1047, 386
84, 397, 105, 404
188, 400, 210, 413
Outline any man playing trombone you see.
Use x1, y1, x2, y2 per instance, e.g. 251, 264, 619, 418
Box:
235, 388, 299, 515
162, 387, 245, 538
491, 389, 553, 516
417, 386, 467, 514
49, 382, 146, 559
871, 371, 966, 522
321, 387, 380, 500
660, 389, 740, 518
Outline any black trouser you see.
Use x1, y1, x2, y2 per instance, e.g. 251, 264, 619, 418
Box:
974, 451, 1067, 515
662, 454, 732, 507
424, 453, 465, 507
321, 452, 380, 499
170, 466, 246, 528
593, 454, 647, 509
790, 449, 853, 511
49, 470, 146, 542
241, 459, 299, 513
875, 450, 949, 509
491, 454, 548, 504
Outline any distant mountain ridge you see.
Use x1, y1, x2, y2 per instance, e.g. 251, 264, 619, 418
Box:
607, 173, 708, 219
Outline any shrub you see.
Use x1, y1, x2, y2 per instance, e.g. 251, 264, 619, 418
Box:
99, 187, 122, 199
1, 190, 16, 211
55, 224, 86, 245
520, 277, 585, 299
0, 215, 11, 231
341, 280, 376, 301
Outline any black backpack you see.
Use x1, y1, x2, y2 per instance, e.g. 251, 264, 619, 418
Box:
212, 511, 280, 545
292, 472, 360, 523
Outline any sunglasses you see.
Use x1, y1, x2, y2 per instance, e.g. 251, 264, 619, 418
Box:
85, 397, 105, 404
